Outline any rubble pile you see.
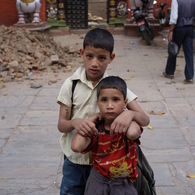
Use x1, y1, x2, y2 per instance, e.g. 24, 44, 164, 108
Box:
0, 25, 80, 82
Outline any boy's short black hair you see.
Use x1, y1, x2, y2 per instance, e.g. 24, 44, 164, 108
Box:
83, 28, 114, 54
97, 76, 127, 99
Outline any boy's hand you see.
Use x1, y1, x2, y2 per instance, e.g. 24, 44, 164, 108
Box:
72, 118, 98, 137
88, 113, 102, 123
110, 110, 133, 135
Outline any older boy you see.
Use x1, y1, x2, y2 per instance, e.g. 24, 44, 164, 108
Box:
57, 28, 149, 195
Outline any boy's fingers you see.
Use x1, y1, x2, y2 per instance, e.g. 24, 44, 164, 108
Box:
119, 125, 127, 134
110, 124, 115, 135
113, 123, 121, 133
92, 126, 98, 134
122, 127, 127, 133
111, 124, 127, 135
88, 124, 98, 137
80, 122, 98, 137
110, 122, 117, 135
79, 128, 90, 137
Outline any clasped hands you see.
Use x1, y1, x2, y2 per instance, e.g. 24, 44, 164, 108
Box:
72, 110, 134, 138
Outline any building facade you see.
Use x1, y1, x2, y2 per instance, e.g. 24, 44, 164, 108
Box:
0, 0, 172, 28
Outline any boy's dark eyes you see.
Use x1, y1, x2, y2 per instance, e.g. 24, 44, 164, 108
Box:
85, 54, 107, 61
86, 54, 93, 58
113, 97, 119, 101
100, 97, 120, 102
98, 56, 106, 61
100, 98, 107, 102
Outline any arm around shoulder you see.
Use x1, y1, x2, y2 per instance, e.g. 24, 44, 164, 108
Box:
127, 100, 150, 127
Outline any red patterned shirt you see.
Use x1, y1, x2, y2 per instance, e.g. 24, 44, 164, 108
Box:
83, 122, 141, 182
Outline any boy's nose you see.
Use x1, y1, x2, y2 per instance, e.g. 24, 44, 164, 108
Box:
91, 58, 99, 66
107, 101, 113, 109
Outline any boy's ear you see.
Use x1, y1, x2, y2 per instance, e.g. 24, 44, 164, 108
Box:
80, 49, 84, 58
109, 53, 115, 63
124, 98, 128, 108
97, 99, 99, 106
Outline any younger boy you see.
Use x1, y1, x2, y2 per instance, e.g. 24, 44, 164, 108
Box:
57, 28, 149, 195
71, 76, 142, 195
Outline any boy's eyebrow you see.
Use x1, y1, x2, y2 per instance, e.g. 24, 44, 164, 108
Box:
85, 51, 107, 55
84, 51, 94, 55
85, 53, 109, 58
98, 54, 107, 56
99, 94, 122, 97
97, 53, 110, 57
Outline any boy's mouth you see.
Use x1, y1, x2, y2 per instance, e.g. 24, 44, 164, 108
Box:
89, 68, 99, 74
106, 112, 115, 116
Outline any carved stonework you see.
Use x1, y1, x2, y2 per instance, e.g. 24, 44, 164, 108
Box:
16, 0, 42, 24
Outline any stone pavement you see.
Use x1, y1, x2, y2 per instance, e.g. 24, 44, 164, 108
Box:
0, 31, 195, 195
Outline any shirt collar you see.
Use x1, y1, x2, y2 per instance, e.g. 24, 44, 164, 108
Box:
70, 65, 108, 88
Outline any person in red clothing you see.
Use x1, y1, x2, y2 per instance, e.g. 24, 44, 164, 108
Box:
71, 76, 142, 195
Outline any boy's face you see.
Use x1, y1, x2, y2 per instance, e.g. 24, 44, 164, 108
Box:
97, 88, 127, 124
80, 46, 115, 85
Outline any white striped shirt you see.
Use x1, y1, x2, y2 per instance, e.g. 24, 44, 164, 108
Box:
169, 0, 178, 25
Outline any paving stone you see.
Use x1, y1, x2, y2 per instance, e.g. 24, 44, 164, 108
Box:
0, 95, 27, 107
0, 114, 23, 129
180, 126, 195, 146
142, 127, 187, 150
0, 128, 13, 139
0, 138, 6, 148
173, 161, 195, 185
176, 117, 195, 126
142, 147, 191, 163
156, 186, 194, 195
151, 163, 173, 186
146, 115, 178, 129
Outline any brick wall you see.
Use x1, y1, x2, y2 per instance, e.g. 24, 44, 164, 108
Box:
0, 0, 18, 26
0, 0, 47, 26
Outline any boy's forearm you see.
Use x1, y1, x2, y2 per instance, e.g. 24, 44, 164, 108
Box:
131, 111, 150, 127
58, 116, 98, 138
71, 133, 91, 152
126, 121, 141, 140
127, 101, 150, 126
58, 119, 74, 133
58, 103, 74, 133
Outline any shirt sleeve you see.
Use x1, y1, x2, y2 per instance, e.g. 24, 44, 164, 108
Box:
57, 78, 72, 107
169, 0, 178, 25
126, 88, 138, 104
